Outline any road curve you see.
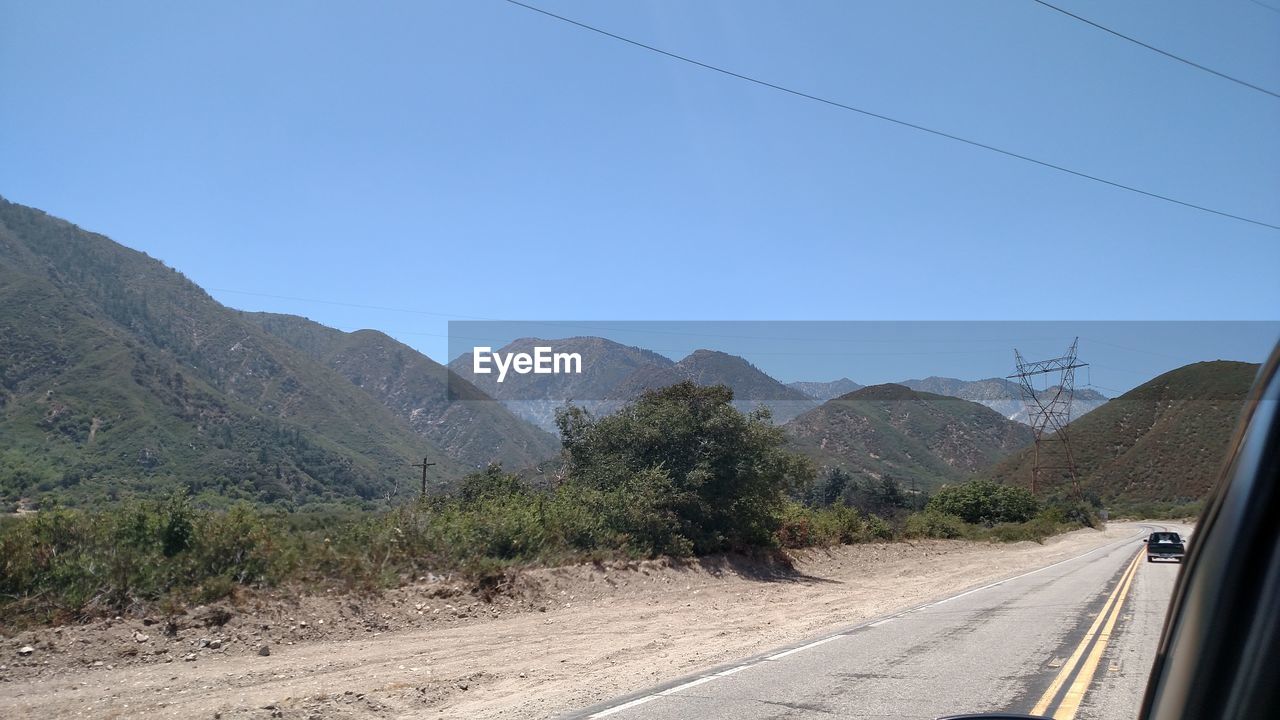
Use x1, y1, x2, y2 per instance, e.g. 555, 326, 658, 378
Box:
565, 521, 1188, 720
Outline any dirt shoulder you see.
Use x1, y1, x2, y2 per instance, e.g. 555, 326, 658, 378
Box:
0, 523, 1143, 720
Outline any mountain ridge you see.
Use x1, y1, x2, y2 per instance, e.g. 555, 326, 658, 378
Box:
898, 376, 1108, 424
785, 382, 1035, 490
982, 360, 1259, 503
787, 378, 864, 402
243, 312, 560, 470
0, 198, 472, 506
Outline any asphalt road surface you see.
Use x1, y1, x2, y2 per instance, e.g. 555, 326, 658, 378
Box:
568, 522, 1189, 720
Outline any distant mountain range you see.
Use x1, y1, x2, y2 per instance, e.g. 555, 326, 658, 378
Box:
0, 198, 553, 507
785, 384, 1035, 489
785, 376, 1107, 425
0, 198, 1256, 510
786, 378, 863, 402
899, 377, 1108, 425
982, 360, 1259, 503
450, 340, 816, 432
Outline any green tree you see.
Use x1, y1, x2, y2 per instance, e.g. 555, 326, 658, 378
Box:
557, 382, 813, 553
808, 467, 852, 507
159, 491, 195, 558
845, 475, 910, 517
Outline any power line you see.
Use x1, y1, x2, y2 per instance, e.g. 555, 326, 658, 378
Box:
502, 0, 1280, 233
1032, 0, 1280, 100
1248, 0, 1280, 16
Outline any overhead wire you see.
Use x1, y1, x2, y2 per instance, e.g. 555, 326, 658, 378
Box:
501, 0, 1280, 232
1031, 0, 1280, 101
1248, 0, 1280, 16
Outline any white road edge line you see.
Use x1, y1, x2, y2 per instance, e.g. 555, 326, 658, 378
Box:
581, 526, 1150, 718
766, 634, 843, 660
588, 695, 657, 718
658, 676, 718, 695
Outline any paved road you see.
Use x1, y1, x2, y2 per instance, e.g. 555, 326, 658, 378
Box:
568, 522, 1188, 720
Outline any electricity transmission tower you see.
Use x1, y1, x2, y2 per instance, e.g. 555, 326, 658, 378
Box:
1008, 338, 1087, 498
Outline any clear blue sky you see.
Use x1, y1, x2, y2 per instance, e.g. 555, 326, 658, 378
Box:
2, 1, 1278, 386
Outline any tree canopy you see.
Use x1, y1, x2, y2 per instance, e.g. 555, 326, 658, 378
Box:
557, 381, 813, 553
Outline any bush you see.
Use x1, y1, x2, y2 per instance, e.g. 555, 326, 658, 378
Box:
987, 514, 1060, 543
775, 504, 819, 549
557, 382, 813, 553
0, 496, 312, 626
459, 464, 529, 505
1043, 499, 1102, 528
904, 510, 967, 539
863, 514, 894, 540
814, 504, 866, 545
928, 480, 1040, 526
776, 503, 879, 548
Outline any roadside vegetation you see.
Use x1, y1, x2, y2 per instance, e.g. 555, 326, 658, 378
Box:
1107, 499, 1204, 521
0, 382, 1100, 629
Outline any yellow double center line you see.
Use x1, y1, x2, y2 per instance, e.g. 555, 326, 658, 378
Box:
1031, 547, 1143, 719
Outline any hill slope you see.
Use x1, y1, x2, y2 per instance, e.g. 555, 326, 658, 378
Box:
245, 312, 559, 470
899, 377, 1108, 425
982, 361, 1259, 503
785, 384, 1034, 489
677, 350, 815, 423
0, 197, 465, 506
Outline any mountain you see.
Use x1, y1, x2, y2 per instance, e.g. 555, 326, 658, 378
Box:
243, 313, 559, 470
982, 361, 1259, 503
665, 350, 815, 423
450, 340, 817, 431
785, 384, 1035, 489
0, 198, 471, 507
449, 336, 675, 432
898, 377, 1108, 425
787, 378, 864, 402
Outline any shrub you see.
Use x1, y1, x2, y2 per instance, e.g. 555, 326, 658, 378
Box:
459, 464, 529, 505
927, 480, 1040, 526
904, 510, 967, 539
557, 382, 814, 553
1043, 499, 1101, 528
862, 514, 894, 540
816, 504, 866, 545
775, 505, 818, 549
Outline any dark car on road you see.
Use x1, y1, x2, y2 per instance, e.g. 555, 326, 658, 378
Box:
1145, 532, 1186, 563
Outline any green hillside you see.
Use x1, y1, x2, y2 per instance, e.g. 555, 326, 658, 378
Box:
785, 384, 1034, 489
982, 360, 1259, 503
0, 197, 464, 508
244, 312, 560, 470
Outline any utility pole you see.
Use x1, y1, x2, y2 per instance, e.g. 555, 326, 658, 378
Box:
1008, 338, 1087, 499
411, 458, 437, 498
